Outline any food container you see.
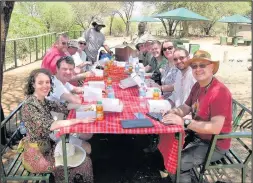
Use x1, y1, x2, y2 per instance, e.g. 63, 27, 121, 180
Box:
88, 81, 105, 90
147, 100, 171, 113
76, 104, 97, 119
101, 98, 124, 112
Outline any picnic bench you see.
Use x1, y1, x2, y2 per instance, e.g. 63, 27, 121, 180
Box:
244, 39, 252, 46
1, 102, 51, 183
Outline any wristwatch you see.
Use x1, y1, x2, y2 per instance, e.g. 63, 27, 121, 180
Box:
184, 119, 192, 128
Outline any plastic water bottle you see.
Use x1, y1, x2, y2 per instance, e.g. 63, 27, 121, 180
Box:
129, 55, 133, 64
139, 83, 146, 97
139, 83, 146, 108
135, 63, 140, 74
107, 86, 115, 98
139, 69, 145, 82
19, 122, 26, 137
125, 61, 129, 71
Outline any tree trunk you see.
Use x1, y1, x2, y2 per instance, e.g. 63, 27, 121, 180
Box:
126, 22, 130, 37
0, 1, 15, 104
171, 20, 180, 36
204, 26, 211, 36
109, 15, 114, 36
167, 20, 174, 36
160, 19, 169, 36
182, 21, 189, 37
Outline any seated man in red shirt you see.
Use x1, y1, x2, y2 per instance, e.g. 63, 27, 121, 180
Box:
162, 50, 232, 183
41, 33, 68, 74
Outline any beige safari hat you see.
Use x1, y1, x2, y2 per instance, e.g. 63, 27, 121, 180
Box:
54, 142, 86, 168
186, 50, 219, 74
77, 37, 86, 43
68, 39, 79, 49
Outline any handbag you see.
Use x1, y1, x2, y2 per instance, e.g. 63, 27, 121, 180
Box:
151, 69, 162, 86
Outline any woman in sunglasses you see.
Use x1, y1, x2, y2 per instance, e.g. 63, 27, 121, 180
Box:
72, 37, 92, 72
156, 40, 179, 100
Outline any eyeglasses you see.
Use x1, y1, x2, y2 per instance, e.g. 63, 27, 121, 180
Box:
61, 42, 67, 45
190, 63, 212, 69
163, 46, 174, 51
173, 56, 186, 62
79, 42, 86, 45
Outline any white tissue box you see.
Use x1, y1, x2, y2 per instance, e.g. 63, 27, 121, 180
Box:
83, 86, 103, 102
76, 105, 97, 119
131, 73, 147, 88
147, 100, 171, 113
101, 98, 124, 112
88, 81, 105, 90
146, 87, 162, 98
119, 77, 137, 89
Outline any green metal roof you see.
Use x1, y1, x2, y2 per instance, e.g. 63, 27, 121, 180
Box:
152, 7, 209, 21
129, 16, 161, 22
218, 14, 251, 24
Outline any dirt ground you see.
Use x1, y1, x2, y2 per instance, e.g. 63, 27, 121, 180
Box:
1, 36, 252, 182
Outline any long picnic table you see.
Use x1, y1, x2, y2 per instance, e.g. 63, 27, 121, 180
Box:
57, 81, 184, 183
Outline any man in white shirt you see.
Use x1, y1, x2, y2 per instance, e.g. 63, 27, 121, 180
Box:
47, 56, 83, 104
169, 48, 196, 107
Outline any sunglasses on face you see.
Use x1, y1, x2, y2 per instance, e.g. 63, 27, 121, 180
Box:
190, 63, 212, 69
79, 42, 86, 45
163, 46, 174, 51
61, 42, 67, 45
173, 56, 186, 62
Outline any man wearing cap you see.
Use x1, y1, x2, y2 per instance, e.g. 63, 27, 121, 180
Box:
161, 50, 232, 182
67, 39, 79, 56
66, 39, 94, 86
84, 21, 113, 63
136, 40, 153, 67
41, 33, 68, 75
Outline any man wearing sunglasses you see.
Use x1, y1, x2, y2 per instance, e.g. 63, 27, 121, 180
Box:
66, 40, 94, 86
161, 50, 232, 183
168, 48, 196, 108
42, 33, 69, 74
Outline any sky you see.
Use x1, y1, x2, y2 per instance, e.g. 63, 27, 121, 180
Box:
132, 2, 156, 17
132, 2, 143, 16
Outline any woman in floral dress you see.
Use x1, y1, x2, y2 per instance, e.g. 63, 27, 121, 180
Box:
20, 68, 95, 183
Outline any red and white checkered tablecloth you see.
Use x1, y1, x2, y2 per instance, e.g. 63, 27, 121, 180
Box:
57, 83, 184, 174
